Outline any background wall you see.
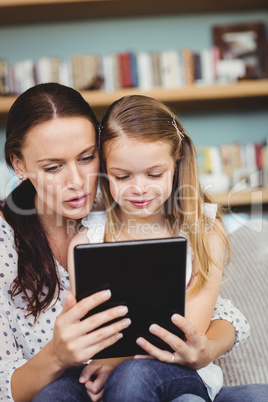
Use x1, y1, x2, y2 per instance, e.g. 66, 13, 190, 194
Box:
0, 10, 268, 158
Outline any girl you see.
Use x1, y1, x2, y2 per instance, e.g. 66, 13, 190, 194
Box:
69, 95, 250, 401
0, 83, 131, 401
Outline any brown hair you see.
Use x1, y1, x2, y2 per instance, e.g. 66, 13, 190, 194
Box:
1, 83, 99, 319
99, 95, 230, 294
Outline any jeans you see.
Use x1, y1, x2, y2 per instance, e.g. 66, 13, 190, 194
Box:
172, 384, 268, 402
33, 360, 268, 402
103, 359, 210, 401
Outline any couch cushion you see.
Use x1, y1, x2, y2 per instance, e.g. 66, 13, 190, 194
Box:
216, 219, 268, 385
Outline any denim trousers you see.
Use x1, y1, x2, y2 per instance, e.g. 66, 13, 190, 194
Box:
33, 360, 268, 402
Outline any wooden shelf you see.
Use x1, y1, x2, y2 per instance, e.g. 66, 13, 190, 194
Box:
211, 187, 268, 206
0, 0, 268, 25
1, 80, 268, 119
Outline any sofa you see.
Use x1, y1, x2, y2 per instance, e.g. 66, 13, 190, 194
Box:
215, 218, 268, 386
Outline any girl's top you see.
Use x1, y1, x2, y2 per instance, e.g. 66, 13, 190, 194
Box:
81, 207, 250, 401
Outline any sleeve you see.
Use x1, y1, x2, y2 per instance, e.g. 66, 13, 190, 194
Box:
211, 295, 251, 358
0, 303, 28, 401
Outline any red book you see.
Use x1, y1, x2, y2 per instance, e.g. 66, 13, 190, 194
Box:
118, 52, 132, 88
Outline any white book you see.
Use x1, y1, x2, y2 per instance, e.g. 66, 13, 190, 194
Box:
102, 55, 115, 92
161, 50, 182, 89
200, 48, 214, 85
209, 146, 222, 175
137, 52, 153, 91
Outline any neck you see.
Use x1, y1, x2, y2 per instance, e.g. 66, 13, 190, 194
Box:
117, 210, 173, 241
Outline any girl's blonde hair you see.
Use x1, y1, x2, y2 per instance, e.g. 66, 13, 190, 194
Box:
99, 95, 230, 294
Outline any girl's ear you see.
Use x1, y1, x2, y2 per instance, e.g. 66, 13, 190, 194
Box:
10, 154, 27, 181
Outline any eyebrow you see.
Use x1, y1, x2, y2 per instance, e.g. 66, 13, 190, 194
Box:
109, 164, 168, 172
36, 145, 96, 163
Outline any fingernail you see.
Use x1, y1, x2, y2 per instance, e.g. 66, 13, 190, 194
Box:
117, 305, 128, 315
101, 289, 111, 299
116, 333, 123, 340
79, 376, 85, 383
122, 318, 131, 328
171, 314, 180, 322
149, 324, 159, 334
136, 338, 145, 347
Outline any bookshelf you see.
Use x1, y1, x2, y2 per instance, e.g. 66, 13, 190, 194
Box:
1, 1, 268, 207
211, 187, 268, 207
1, 0, 268, 25
1, 79, 268, 118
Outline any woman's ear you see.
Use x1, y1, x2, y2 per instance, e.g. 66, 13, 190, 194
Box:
10, 154, 26, 181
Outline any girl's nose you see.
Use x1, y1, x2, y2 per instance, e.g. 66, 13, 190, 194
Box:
130, 177, 148, 195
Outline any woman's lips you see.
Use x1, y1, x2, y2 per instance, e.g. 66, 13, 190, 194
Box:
129, 199, 153, 208
65, 194, 88, 208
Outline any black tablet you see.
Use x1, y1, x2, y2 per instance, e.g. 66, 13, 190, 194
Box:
74, 237, 187, 358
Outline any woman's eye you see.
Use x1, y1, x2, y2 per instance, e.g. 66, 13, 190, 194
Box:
44, 165, 60, 173
79, 154, 96, 163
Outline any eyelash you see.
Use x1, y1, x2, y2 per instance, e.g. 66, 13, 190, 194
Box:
115, 173, 163, 181
44, 154, 96, 173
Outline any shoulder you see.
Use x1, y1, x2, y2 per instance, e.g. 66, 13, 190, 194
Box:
81, 211, 107, 228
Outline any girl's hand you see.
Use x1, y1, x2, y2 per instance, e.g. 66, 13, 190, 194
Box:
49, 291, 131, 371
79, 357, 129, 401
135, 314, 212, 370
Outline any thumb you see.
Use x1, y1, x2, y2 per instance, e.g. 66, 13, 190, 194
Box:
61, 292, 77, 314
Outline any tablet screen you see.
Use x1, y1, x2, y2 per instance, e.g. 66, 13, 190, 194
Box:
74, 237, 187, 358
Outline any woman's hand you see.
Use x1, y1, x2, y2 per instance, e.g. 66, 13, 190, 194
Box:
79, 357, 128, 401
49, 291, 131, 371
135, 314, 213, 370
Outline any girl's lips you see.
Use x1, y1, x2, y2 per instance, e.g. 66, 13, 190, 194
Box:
129, 199, 153, 208
66, 194, 88, 208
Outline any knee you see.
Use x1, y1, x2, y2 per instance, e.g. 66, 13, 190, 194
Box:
104, 359, 156, 400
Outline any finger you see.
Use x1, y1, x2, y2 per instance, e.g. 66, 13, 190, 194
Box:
77, 305, 129, 336
133, 354, 154, 359
79, 317, 131, 351
171, 314, 201, 346
79, 362, 101, 383
82, 331, 124, 361
60, 292, 77, 315
136, 337, 171, 363
65, 290, 113, 322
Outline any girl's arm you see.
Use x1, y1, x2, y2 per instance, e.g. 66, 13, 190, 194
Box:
185, 219, 225, 334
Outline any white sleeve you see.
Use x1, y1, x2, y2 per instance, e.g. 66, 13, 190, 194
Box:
211, 295, 250, 358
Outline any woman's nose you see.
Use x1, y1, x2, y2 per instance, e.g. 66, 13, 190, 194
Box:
66, 166, 84, 189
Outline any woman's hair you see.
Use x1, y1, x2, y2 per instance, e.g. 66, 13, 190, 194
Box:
99, 95, 230, 294
1, 83, 99, 320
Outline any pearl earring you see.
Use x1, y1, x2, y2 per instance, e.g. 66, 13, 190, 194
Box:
19, 174, 24, 180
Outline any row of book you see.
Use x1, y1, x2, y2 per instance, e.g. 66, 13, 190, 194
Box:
0, 46, 247, 96
196, 140, 268, 191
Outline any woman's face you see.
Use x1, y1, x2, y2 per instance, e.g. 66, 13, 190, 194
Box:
13, 117, 100, 223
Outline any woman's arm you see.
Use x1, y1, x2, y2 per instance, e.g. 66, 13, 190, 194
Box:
11, 291, 130, 402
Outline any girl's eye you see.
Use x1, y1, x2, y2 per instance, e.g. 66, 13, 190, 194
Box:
44, 165, 60, 173
115, 175, 130, 181
148, 173, 163, 178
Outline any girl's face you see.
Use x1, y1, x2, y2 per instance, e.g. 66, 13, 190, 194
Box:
105, 137, 175, 220
12, 117, 100, 224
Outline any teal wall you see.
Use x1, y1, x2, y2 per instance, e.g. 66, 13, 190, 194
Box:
1, 10, 268, 158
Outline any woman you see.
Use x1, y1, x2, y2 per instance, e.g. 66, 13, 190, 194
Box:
0, 83, 131, 401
